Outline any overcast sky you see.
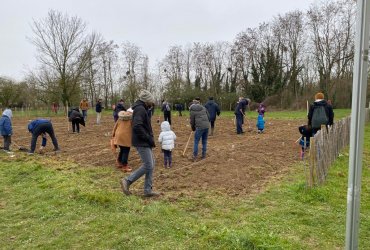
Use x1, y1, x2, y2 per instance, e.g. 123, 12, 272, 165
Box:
0, 0, 317, 80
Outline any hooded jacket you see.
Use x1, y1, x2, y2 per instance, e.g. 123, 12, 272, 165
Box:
112, 111, 133, 147
204, 100, 220, 121
307, 100, 334, 128
190, 103, 210, 131
131, 100, 155, 148
0, 109, 13, 136
158, 121, 176, 151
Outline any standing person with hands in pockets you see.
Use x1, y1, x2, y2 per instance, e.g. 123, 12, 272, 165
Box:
307, 92, 334, 135
158, 121, 176, 168
0, 109, 13, 152
120, 90, 159, 197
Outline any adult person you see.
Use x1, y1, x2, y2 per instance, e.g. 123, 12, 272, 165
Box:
0, 108, 13, 151
113, 99, 126, 122
52, 102, 58, 114
95, 98, 103, 125
175, 103, 183, 116
234, 97, 248, 134
27, 119, 60, 154
204, 97, 220, 136
120, 90, 158, 197
79, 98, 89, 121
190, 97, 210, 161
161, 100, 171, 125
307, 92, 334, 135
68, 107, 85, 133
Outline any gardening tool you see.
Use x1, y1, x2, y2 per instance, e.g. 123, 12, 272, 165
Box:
242, 113, 253, 132
12, 140, 29, 152
182, 131, 193, 156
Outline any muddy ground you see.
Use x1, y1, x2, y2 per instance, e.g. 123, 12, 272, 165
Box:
10, 113, 305, 197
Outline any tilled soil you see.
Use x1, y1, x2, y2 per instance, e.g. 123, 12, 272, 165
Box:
10, 114, 304, 197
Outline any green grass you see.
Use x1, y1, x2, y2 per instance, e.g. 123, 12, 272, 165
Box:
0, 119, 368, 249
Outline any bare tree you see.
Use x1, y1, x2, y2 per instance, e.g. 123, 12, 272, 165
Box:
30, 10, 100, 109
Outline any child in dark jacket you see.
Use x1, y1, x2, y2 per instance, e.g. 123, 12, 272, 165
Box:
298, 125, 312, 159
0, 109, 13, 151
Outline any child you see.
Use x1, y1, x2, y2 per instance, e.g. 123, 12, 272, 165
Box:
298, 125, 312, 159
257, 103, 266, 117
0, 109, 13, 151
112, 110, 133, 172
158, 121, 176, 168
256, 114, 265, 133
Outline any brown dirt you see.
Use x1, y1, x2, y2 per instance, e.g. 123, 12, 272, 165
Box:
10, 114, 305, 197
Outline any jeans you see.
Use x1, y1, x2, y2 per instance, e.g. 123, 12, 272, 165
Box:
96, 112, 101, 124
3, 135, 11, 150
126, 147, 155, 195
236, 114, 243, 134
163, 149, 172, 167
82, 110, 87, 121
193, 128, 209, 158
30, 123, 59, 153
118, 146, 130, 165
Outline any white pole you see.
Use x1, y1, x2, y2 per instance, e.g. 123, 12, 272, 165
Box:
345, 0, 370, 249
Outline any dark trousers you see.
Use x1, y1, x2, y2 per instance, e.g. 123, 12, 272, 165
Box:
30, 123, 59, 153
3, 135, 11, 150
72, 119, 80, 133
236, 114, 244, 134
118, 146, 131, 165
178, 111, 182, 116
210, 120, 215, 129
163, 149, 172, 167
164, 112, 171, 125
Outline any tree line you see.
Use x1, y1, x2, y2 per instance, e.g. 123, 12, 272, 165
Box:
1, 0, 368, 111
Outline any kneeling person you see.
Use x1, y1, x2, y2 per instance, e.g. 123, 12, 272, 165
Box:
28, 119, 60, 154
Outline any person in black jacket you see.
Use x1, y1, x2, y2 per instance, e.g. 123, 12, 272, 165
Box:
161, 100, 171, 125
120, 90, 159, 197
113, 99, 126, 122
95, 98, 103, 125
69, 107, 85, 133
204, 97, 220, 136
307, 92, 334, 134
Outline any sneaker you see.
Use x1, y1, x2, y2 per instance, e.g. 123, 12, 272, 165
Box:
144, 192, 160, 197
120, 179, 131, 195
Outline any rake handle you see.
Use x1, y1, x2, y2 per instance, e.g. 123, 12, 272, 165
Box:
182, 131, 193, 156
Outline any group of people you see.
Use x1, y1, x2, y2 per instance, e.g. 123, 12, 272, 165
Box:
0, 90, 335, 197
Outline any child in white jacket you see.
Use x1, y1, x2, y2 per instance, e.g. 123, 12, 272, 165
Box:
158, 121, 176, 168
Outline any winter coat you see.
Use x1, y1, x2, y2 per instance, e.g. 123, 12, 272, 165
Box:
95, 102, 102, 113
0, 109, 13, 136
257, 104, 266, 116
131, 100, 155, 148
80, 100, 89, 111
112, 111, 132, 147
28, 119, 50, 134
161, 102, 171, 114
204, 100, 220, 122
256, 115, 265, 130
307, 100, 334, 128
113, 103, 126, 121
190, 103, 210, 131
158, 121, 176, 151
69, 109, 83, 121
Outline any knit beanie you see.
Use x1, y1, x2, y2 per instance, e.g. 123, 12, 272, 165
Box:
315, 92, 325, 100
139, 90, 155, 104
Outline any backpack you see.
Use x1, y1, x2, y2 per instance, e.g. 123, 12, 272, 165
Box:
165, 104, 171, 112
311, 105, 328, 129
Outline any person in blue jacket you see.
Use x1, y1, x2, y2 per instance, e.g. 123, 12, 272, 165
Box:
0, 109, 13, 151
28, 119, 60, 154
204, 97, 220, 136
256, 114, 265, 133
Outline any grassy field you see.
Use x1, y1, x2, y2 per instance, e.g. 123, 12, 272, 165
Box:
0, 113, 368, 249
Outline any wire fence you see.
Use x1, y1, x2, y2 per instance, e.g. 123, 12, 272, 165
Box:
306, 107, 370, 187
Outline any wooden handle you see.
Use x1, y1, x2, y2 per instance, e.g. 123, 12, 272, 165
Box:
182, 131, 193, 156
